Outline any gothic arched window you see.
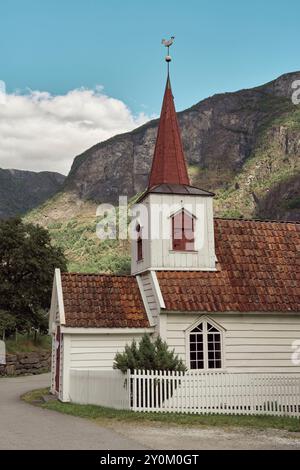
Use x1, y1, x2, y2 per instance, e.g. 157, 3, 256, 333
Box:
189, 320, 223, 370
171, 209, 195, 251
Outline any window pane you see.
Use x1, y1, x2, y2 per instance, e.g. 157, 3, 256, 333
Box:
191, 324, 202, 333
183, 212, 193, 229
207, 324, 218, 332
185, 240, 195, 251
173, 228, 182, 240
185, 242, 195, 251
137, 237, 143, 261
205, 323, 222, 369
184, 228, 194, 240
208, 351, 214, 360
189, 327, 204, 369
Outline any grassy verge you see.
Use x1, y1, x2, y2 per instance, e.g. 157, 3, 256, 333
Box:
6, 334, 51, 354
22, 388, 300, 432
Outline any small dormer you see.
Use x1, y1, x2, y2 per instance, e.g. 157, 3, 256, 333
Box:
131, 74, 216, 275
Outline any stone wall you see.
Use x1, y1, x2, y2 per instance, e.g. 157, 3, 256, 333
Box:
0, 351, 51, 376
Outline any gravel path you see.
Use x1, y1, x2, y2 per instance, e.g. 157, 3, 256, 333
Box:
1, 373, 300, 450
0, 373, 146, 450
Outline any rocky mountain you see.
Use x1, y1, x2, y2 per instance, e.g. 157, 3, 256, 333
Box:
0, 169, 65, 219
26, 71, 300, 273
61, 71, 300, 221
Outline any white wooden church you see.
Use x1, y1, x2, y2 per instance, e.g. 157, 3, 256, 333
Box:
49, 62, 300, 403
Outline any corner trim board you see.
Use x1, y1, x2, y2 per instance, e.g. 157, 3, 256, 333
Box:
136, 275, 155, 326
150, 270, 166, 309
55, 268, 66, 325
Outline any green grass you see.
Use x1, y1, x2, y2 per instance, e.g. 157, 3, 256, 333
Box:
25, 191, 133, 274
22, 388, 300, 432
5, 334, 51, 354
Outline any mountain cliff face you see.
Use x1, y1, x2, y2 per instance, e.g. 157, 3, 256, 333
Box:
62, 71, 300, 221
26, 72, 300, 273
0, 169, 65, 219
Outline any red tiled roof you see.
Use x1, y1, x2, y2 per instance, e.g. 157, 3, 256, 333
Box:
61, 273, 149, 328
148, 76, 190, 188
157, 218, 300, 313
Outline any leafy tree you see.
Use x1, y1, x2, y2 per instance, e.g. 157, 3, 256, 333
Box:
0, 310, 16, 340
114, 334, 186, 373
0, 218, 67, 335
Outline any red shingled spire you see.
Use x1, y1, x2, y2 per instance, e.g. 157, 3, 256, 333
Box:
148, 75, 190, 188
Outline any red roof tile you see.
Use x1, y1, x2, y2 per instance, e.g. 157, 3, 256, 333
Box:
61, 273, 149, 328
157, 218, 300, 313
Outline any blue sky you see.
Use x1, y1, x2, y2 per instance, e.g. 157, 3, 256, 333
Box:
1, 0, 300, 114
0, 0, 300, 174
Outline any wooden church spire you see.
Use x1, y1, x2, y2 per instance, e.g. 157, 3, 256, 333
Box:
148, 75, 190, 189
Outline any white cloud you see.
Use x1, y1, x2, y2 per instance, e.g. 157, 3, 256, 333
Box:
0, 85, 150, 175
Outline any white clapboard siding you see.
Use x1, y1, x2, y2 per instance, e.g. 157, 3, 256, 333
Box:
69, 333, 144, 370
150, 193, 215, 271
130, 370, 300, 418
69, 369, 130, 409
131, 193, 216, 274
166, 313, 300, 373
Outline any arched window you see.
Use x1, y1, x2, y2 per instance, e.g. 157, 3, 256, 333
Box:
136, 224, 143, 261
172, 209, 195, 251
189, 320, 223, 369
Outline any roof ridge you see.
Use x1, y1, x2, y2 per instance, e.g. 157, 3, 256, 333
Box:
61, 272, 134, 278
214, 217, 300, 225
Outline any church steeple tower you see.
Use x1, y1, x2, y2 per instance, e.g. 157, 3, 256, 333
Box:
148, 74, 190, 188
131, 38, 216, 276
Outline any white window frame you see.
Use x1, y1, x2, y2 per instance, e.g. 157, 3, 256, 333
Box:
185, 316, 225, 370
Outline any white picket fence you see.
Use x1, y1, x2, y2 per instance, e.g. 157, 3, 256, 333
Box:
129, 370, 300, 417
69, 369, 130, 409
68, 369, 300, 418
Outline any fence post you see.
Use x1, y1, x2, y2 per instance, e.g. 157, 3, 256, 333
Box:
127, 369, 131, 410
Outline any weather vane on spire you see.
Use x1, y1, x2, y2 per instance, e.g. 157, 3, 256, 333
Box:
161, 36, 175, 73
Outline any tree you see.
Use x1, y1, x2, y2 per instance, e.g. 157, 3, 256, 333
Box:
114, 334, 186, 373
0, 218, 67, 334
0, 310, 16, 340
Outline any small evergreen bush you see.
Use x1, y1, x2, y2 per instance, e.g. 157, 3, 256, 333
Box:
113, 334, 186, 373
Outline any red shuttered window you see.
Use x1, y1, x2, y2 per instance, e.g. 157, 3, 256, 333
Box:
172, 210, 195, 251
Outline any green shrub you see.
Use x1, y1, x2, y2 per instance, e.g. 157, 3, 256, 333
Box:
114, 334, 186, 373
